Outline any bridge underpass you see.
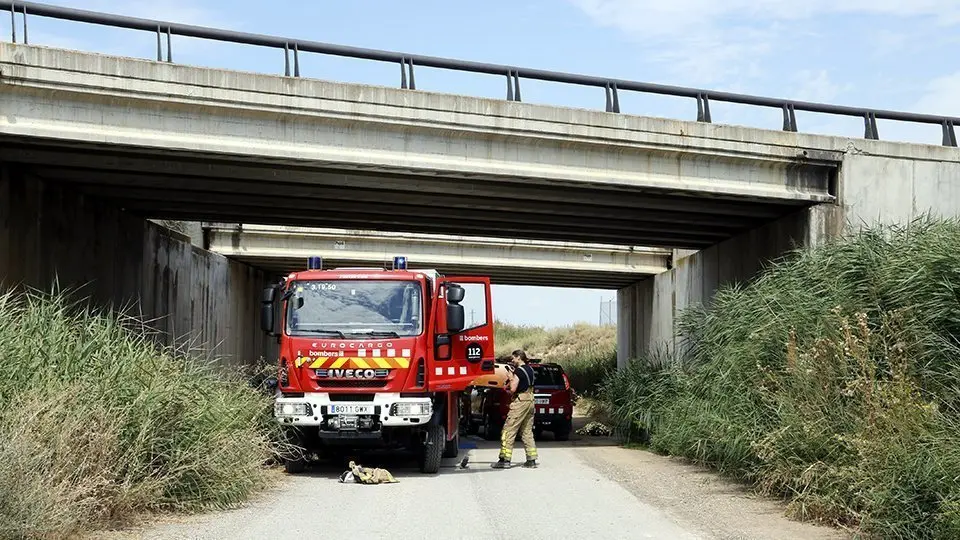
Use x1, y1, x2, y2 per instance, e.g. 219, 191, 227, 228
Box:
201, 223, 671, 290
2, 5, 960, 370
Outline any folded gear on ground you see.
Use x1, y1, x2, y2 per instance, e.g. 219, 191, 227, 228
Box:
339, 460, 398, 484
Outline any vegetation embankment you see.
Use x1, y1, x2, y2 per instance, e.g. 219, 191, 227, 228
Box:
597, 216, 960, 538
0, 288, 280, 540
494, 321, 617, 397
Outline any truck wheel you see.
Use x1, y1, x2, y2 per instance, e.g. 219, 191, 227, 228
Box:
483, 413, 501, 441
284, 456, 307, 474
419, 423, 444, 474
443, 430, 460, 458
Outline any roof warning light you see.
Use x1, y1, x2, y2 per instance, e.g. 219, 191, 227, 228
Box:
307, 256, 323, 270
393, 256, 408, 270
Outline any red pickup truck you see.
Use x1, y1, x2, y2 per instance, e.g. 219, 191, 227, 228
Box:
461, 359, 574, 441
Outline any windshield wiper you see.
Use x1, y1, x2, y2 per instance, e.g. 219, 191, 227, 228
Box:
297, 329, 346, 338
346, 331, 400, 338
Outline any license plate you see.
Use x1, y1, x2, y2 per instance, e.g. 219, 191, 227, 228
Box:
329, 404, 373, 415
535, 398, 549, 405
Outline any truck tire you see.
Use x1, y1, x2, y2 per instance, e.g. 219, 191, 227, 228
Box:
443, 431, 459, 458
483, 413, 501, 441
466, 415, 480, 435
554, 420, 572, 441
419, 423, 444, 474
284, 456, 307, 474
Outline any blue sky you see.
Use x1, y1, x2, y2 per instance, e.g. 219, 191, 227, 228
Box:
6, 0, 959, 327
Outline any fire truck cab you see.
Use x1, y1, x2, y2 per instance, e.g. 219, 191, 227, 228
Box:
260, 256, 496, 474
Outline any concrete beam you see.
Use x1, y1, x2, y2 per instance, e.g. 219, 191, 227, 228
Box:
204, 224, 671, 289
0, 43, 841, 247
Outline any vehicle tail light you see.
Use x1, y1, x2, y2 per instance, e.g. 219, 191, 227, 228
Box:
562, 373, 571, 391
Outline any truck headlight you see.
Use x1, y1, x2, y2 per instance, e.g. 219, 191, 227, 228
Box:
275, 402, 311, 416
394, 402, 431, 416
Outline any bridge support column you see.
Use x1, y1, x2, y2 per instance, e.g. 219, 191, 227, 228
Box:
0, 163, 274, 369
616, 204, 843, 365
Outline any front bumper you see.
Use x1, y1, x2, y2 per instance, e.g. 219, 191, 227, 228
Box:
274, 392, 433, 430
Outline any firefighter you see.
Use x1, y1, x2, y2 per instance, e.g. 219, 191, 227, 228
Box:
492, 349, 538, 469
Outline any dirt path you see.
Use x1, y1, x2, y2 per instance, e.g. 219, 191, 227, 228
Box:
97, 412, 849, 540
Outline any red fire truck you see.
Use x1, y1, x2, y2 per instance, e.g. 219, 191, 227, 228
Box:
260, 255, 496, 474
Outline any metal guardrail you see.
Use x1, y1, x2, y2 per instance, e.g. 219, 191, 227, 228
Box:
2, 0, 958, 147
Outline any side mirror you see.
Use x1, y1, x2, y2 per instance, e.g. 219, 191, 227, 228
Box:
447, 303, 465, 333
446, 284, 465, 304
260, 286, 277, 334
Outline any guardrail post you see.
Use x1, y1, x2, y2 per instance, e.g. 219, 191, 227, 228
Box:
943, 120, 958, 147
9, 0, 15, 43
400, 57, 415, 89
696, 93, 711, 123
863, 112, 879, 140
782, 103, 798, 132
294, 42, 300, 77
166, 27, 172, 62
284, 43, 290, 76
605, 83, 620, 113
505, 70, 521, 102
20, 4, 26, 44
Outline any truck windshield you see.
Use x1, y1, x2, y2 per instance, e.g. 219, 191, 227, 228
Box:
285, 280, 423, 337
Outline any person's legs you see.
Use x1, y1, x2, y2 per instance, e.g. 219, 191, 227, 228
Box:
494, 399, 522, 467
518, 401, 538, 466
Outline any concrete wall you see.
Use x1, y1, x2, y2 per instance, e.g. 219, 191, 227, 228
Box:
619, 146, 960, 367
0, 163, 271, 369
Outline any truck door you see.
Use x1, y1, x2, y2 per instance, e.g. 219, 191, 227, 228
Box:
428, 276, 495, 392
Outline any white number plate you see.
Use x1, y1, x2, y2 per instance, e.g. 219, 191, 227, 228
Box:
534, 398, 549, 405
330, 404, 373, 415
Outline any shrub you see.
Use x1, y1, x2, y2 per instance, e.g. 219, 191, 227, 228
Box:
0, 287, 279, 539
599, 216, 960, 538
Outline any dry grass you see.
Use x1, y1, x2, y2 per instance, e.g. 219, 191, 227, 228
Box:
598, 216, 960, 539
495, 321, 616, 396
0, 287, 281, 539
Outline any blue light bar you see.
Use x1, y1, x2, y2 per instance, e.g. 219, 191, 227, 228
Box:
307, 256, 323, 270
392, 256, 407, 270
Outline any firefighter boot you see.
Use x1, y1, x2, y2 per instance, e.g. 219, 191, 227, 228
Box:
523, 459, 538, 468
491, 457, 511, 469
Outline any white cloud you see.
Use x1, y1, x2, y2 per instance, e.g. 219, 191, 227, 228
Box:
569, 0, 960, 88
790, 69, 853, 103
875, 72, 960, 145
571, 0, 960, 36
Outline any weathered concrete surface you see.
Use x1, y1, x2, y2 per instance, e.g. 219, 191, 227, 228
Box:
102, 428, 845, 540
0, 164, 270, 369
618, 143, 960, 365
203, 223, 671, 289
0, 42, 836, 249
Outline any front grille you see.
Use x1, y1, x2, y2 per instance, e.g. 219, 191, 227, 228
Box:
318, 380, 388, 388
329, 393, 375, 401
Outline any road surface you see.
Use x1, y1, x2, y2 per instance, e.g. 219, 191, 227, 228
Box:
103, 422, 848, 540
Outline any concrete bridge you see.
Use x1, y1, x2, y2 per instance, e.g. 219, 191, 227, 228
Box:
2, 2, 960, 369
202, 223, 671, 290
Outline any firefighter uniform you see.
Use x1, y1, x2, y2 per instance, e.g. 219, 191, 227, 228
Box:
493, 360, 538, 468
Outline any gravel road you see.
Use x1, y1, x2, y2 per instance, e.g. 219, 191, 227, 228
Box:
102, 423, 849, 540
